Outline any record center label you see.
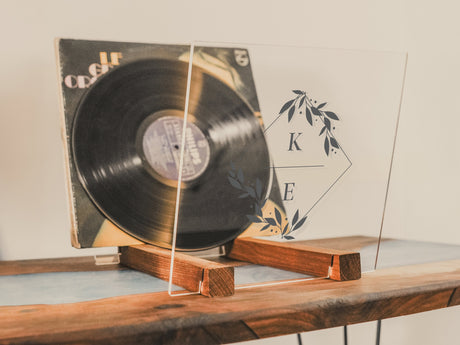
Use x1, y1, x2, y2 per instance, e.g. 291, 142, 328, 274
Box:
142, 115, 210, 182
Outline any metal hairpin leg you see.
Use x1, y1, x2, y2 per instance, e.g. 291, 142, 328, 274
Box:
376, 320, 382, 345
298, 320, 380, 345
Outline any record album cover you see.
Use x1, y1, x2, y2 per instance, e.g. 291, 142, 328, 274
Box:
56, 39, 284, 249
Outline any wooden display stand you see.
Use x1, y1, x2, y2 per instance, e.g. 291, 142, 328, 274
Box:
120, 237, 361, 297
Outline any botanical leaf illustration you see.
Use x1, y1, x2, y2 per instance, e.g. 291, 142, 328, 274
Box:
255, 203, 263, 217
265, 218, 277, 226
324, 136, 330, 155
244, 185, 256, 198
317, 102, 327, 109
288, 105, 296, 122
279, 99, 295, 114
292, 215, 308, 232
260, 223, 271, 231
319, 126, 326, 136
299, 95, 305, 107
282, 223, 289, 235
228, 176, 242, 189
305, 106, 313, 126
228, 157, 310, 239
275, 208, 282, 225
311, 107, 322, 116
228, 90, 345, 240
325, 111, 339, 120
279, 90, 342, 159
330, 137, 339, 149
292, 209, 299, 226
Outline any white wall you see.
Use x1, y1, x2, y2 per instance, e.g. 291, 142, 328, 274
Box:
1, 0, 459, 344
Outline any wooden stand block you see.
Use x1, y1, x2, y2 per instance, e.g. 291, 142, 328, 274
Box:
226, 237, 361, 281
120, 237, 361, 297
119, 245, 234, 297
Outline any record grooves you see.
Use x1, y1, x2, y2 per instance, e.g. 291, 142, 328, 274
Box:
72, 59, 270, 250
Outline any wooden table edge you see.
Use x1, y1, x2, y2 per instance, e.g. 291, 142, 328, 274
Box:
1, 258, 459, 344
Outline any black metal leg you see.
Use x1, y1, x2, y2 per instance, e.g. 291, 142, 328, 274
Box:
297, 333, 303, 345
376, 320, 382, 345
298, 321, 379, 345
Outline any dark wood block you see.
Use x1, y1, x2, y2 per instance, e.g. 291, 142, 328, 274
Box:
226, 237, 361, 281
119, 245, 234, 297
330, 252, 361, 281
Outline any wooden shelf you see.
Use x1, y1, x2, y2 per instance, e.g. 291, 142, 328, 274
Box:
1, 237, 459, 344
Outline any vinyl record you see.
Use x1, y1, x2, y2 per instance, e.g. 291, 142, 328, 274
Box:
72, 58, 270, 250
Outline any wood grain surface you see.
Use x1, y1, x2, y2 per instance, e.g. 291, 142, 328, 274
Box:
0, 236, 373, 277
120, 245, 235, 297
296, 235, 382, 251
0, 256, 124, 276
227, 237, 361, 281
1, 259, 459, 345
